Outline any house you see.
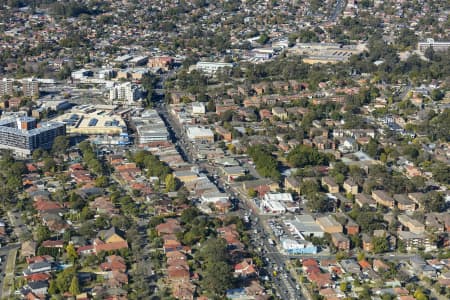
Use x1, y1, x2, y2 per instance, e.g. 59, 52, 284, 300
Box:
100, 255, 127, 273
167, 265, 190, 282
338, 138, 358, 153
234, 258, 257, 278
321, 177, 339, 193
373, 259, 390, 273
173, 170, 198, 184
163, 239, 183, 253
307, 271, 332, 288
340, 259, 361, 274
172, 281, 196, 300
106, 270, 128, 287
217, 224, 244, 250
94, 227, 129, 254
21, 240, 37, 258
27, 281, 48, 295
343, 178, 358, 195
372, 190, 395, 208
41, 240, 64, 249
24, 261, 52, 275
221, 166, 246, 182
156, 219, 182, 236
284, 176, 300, 193
243, 179, 279, 197
271, 107, 288, 120
331, 233, 350, 251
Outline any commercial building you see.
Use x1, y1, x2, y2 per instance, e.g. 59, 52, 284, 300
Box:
186, 126, 214, 143
22, 78, 39, 98
260, 199, 286, 214
133, 110, 168, 144
193, 62, 234, 75
0, 78, 14, 96
221, 166, 246, 182
285, 215, 324, 238
261, 192, 298, 213
54, 106, 127, 137
191, 102, 206, 115
316, 216, 343, 233
417, 39, 450, 52
0, 117, 66, 156
281, 238, 317, 255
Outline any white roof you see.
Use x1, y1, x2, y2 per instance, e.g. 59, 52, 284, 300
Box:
262, 200, 286, 212
186, 126, 214, 138
264, 193, 293, 202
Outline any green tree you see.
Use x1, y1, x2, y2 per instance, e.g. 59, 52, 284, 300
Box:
66, 244, 78, 263
164, 174, 176, 192
52, 136, 70, 155
372, 236, 389, 254
202, 261, 233, 295
200, 238, 228, 264
69, 276, 80, 296
286, 145, 328, 168
36, 225, 51, 243
248, 188, 257, 198
94, 175, 109, 188
258, 33, 269, 44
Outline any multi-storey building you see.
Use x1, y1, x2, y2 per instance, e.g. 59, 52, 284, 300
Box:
0, 117, 66, 157
22, 78, 40, 98
0, 78, 14, 97
109, 82, 143, 105
417, 38, 450, 52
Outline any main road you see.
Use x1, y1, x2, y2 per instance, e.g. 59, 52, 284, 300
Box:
154, 85, 304, 298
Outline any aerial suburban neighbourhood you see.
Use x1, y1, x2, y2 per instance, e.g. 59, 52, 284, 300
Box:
0, 1, 449, 300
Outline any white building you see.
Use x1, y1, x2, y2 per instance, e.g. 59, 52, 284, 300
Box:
186, 126, 214, 143
281, 238, 317, 255
338, 138, 358, 153
264, 193, 294, 203
193, 62, 234, 75
0, 78, 14, 96
260, 199, 286, 214
71, 69, 93, 80
261, 192, 299, 213
200, 191, 229, 203
109, 82, 143, 104
192, 102, 206, 115
22, 78, 40, 98
418, 38, 450, 52
285, 215, 324, 238
132, 109, 168, 144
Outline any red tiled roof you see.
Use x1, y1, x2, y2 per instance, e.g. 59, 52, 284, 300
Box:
41, 240, 64, 248
94, 240, 128, 253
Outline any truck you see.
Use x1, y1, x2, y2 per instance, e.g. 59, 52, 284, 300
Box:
268, 238, 275, 246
